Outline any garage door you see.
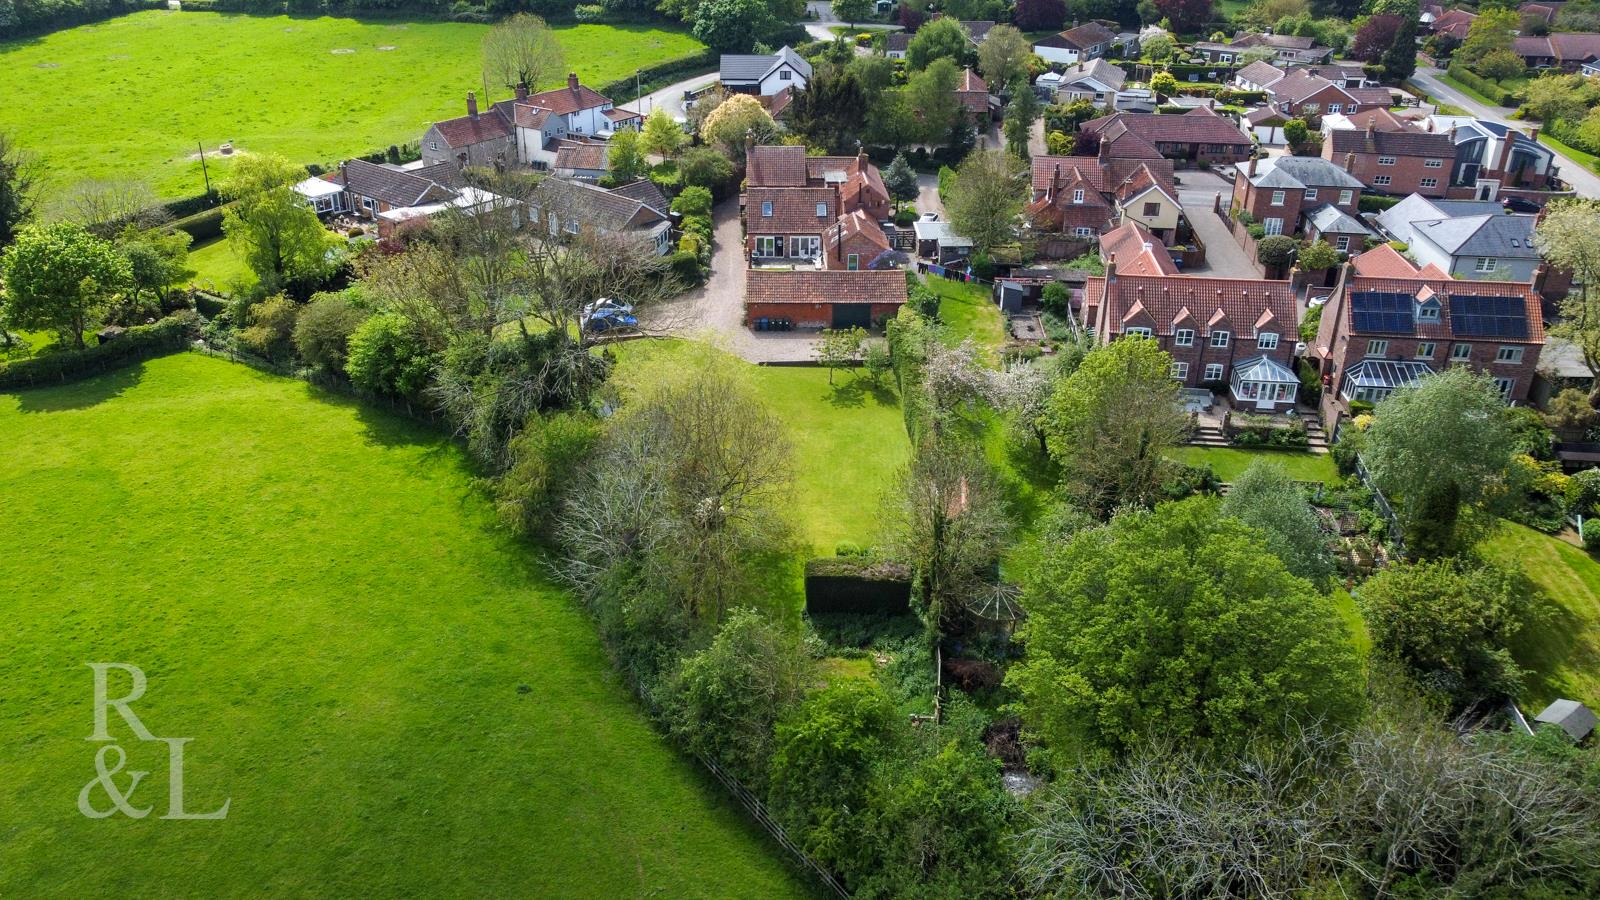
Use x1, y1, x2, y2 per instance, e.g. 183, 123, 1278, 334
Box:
831, 304, 871, 329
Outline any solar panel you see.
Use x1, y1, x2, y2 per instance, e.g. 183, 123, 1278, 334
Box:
1449, 295, 1528, 339
1350, 291, 1416, 334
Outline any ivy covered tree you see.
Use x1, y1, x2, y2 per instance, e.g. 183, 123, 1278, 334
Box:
1009, 498, 1365, 763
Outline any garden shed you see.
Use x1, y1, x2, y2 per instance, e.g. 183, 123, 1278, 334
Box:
1534, 699, 1596, 741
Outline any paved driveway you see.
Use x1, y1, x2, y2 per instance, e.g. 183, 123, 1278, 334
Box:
1182, 202, 1260, 279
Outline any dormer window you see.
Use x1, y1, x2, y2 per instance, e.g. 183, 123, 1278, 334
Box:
1210, 330, 1230, 348
1072, 188, 1085, 204
1257, 332, 1279, 350
1417, 303, 1440, 321
1174, 328, 1195, 347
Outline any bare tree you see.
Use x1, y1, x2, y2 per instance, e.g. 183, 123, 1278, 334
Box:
481, 13, 565, 94
0, 131, 39, 248
53, 177, 166, 239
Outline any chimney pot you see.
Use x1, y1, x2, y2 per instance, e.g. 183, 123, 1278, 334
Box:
467, 91, 478, 118
568, 72, 579, 92
1344, 151, 1355, 172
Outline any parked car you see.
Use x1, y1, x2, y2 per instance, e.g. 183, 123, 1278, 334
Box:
582, 297, 638, 333
1501, 196, 1540, 214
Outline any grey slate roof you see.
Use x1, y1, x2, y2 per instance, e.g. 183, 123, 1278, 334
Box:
720, 46, 812, 84
1535, 699, 1597, 741
1412, 213, 1539, 259
1235, 60, 1286, 86
1058, 59, 1126, 92
339, 159, 455, 207
1306, 203, 1373, 236
531, 177, 667, 233
1249, 156, 1365, 190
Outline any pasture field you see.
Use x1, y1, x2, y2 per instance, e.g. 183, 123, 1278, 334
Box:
0, 352, 805, 897
0, 11, 704, 197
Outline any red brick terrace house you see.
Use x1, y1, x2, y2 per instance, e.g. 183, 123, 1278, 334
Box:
745, 269, 906, 329
955, 68, 995, 122
1231, 154, 1366, 237
1324, 123, 1458, 198
1309, 243, 1545, 427
1026, 150, 1181, 242
1084, 222, 1303, 411
1079, 107, 1254, 167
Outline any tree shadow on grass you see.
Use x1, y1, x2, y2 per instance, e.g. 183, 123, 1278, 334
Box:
11, 363, 145, 413
825, 376, 898, 409
304, 382, 456, 459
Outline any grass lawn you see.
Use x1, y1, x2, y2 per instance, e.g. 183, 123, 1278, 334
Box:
186, 235, 257, 294
1538, 132, 1600, 175
0, 352, 805, 897
0, 11, 705, 197
926, 277, 1006, 357
1479, 521, 1600, 709
1168, 446, 1341, 484
1437, 71, 1509, 109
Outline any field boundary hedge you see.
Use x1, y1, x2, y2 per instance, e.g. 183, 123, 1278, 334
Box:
0, 312, 198, 389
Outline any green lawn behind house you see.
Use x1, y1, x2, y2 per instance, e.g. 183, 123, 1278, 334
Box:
1168, 445, 1341, 484
927, 277, 1006, 357
0, 12, 705, 197
186, 236, 257, 294
1479, 521, 1600, 709
0, 352, 805, 898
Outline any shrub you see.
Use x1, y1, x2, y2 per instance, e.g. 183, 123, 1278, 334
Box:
0, 310, 197, 389
236, 295, 300, 362
1584, 519, 1600, 552
292, 292, 369, 373
494, 411, 601, 539
1448, 63, 1520, 106
672, 185, 713, 218
1359, 194, 1403, 213
344, 313, 436, 399
667, 250, 703, 285
1247, 223, 1267, 240
170, 204, 228, 243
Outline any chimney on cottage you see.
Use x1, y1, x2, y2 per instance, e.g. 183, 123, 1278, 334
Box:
1365, 120, 1376, 141
1343, 151, 1355, 172
1106, 254, 1118, 284
515, 81, 529, 101
1098, 134, 1109, 160
467, 92, 478, 118
1246, 155, 1257, 177
567, 72, 579, 92
1052, 163, 1063, 197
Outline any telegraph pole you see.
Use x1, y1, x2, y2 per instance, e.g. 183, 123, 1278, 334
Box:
197, 141, 211, 195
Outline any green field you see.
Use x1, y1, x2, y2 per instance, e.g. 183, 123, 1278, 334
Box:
1169, 446, 1341, 484
0, 11, 705, 197
1480, 522, 1600, 709
187, 235, 257, 293
0, 352, 805, 897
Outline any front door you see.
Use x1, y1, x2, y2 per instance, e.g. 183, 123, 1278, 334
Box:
1476, 179, 1499, 201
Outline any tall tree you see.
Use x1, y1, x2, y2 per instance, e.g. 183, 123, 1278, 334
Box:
1364, 367, 1515, 555
0, 131, 38, 248
977, 24, 1032, 91
640, 108, 687, 159
1350, 14, 1402, 62
1008, 498, 1365, 763
907, 17, 972, 70
220, 154, 338, 295
693, 0, 779, 54
0, 222, 131, 349
1012, 0, 1066, 30
481, 13, 565, 93
1042, 336, 1186, 514
700, 93, 779, 153
1380, 8, 1420, 81
905, 58, 963, 145
787, 66, 869, 155
1003, 75, 1039, 158
117, 225, 195, 309
1220, 459, 1335, 585
1150, 0, 1213, 31
882, 152, 919, 214
606, 128, 648, 182
1458, 7, 1519, 70
831, 0, 873, 26
944, 148, 1027, 254
1538, 198, 1600, 398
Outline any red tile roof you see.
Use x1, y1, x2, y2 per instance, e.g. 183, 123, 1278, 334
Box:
1082, 108, 1252, 149
1089, 270, 1297, 338
1350, 243, 1419, 278
1098, 221, 1178, 277
431, 110, 514, 148
554, 141, 608, 171
1029, 156, 1177, 199
1329, 127, 1456, 157
1345, 274, 1545, 343
746, 187, 836, 233
1514, 32, 1600, 63
1037, 22, 1116, 50
747, 145, 809, 187
745, 269, 908, 305
527, 79, 614, 116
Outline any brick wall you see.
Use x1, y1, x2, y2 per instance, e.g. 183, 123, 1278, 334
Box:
1233, 181, 1304, 236
1324, 332, 1543, 404
1338, 152, 1450, 198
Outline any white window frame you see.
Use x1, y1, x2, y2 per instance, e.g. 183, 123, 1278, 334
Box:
761, 200, 773, 217
1495, 376, 1515, 396
1270, 190, 1286, 206
755, 235, 779, 257
1263, 217, 1284, 236
1072, 226, 1095, 237
815, 202, 828, 217
1420, 177, 1438, 189
1417, 304, 1440, 321
1416, 342, 1435, 359
1338, 189, 1353, 205
1366, 339, 1388, 357
1474, 257, 1498, 272
1373, 175, 1392, 186
1171, 361, 1190, 380
1451, 342, 1473, 361
1327, 103, 1342, 114
1377, 155, 1396, 166
1072, 188, 1085, 204
1204, 363, 1224, 381
789, 235, 820, 258
1210, 330, 1230, 348
1496, 346, 1524, 364
1124, 326, 1153, 338
1257, 332, 1279, 350
1174, 328, 1195, 347
847, 253, 860, 270
1304, 188, 1318, 201
1335, 235, 1351, 251
1424, 158, 1443, 168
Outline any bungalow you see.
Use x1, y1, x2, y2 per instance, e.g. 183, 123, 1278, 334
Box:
1376, 194, 1541, 281
1265, 70, 1391, 118
527, 176, 673, 256
1513, 32, 1600, 71
744, 269, 907, 330
1081, 229, 1302, 410
1520, 2, 1568, 26
1429, 8, 1477, 40
1233, 60, 1286, 92
1034, 22, 1117, 65
884, 32, 911, 59
1050, 59, 1127, 104
1081, 107, 1254, 166
552, 140, 609, 181
1310, 243, 1544, 423
333, 158, 461, 222
1231, 155, 1366, 237
1324, 124, 1458, 197
720, 45, 812, 96
1194, 31, 1333, 65
955, 68, 995, 120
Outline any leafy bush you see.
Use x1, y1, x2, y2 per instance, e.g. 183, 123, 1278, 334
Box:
1584, 518, 1600, 552
494, 411, 601, 539
672, 185, 713, 218
667, 250, 703, 285
1160, 461, 1221, 500
1247, 223, 1267, 240
292, 292, 369, 374
236, 295, 300, 362
1448, 63, 1521, 106
344, 313, 436, 399
0, 310, 196, 388
1359, 194, 1403, 213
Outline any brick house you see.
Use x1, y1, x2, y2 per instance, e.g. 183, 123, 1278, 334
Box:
745, 269, 906, 329
825, 209, 895, 270
1429, 8, 1477, 39
1309, 243, 1545, 426
955, 68, 994, 121
1034, 22, 1117, 65
1080, 107, 1254, 167
1231, 155, 1365, 237
1194, 31, 1332, 65
742, 145, 893, 261
1264, 70, 1392, 118
1027, 150, 1181, 242
1513, 32, 1600, 71
1083, 223, 1303, 410
422, 74, 640, 172
1324, 124, 1457, 197
1425, 115, 1561, 201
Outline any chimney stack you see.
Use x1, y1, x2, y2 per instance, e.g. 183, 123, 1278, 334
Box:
1098, 134, 1109, 160
1106, 254, 1117, 284
515, 81, 529, 101
1246, 155, 1257, 177
1344, 151, 1355, 172
1365, 120, 1375, 141
467, 92, 478, 118
567, 72, 579, 92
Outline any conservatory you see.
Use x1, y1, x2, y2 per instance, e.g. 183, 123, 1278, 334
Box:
1230, 355, 1300, 411
1339, 359, 1434, 405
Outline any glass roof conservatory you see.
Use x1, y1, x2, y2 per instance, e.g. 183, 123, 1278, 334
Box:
1340, 359, 1435, 404
1231, 355, 1299, 409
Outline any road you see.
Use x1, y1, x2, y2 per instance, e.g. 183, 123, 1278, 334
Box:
628, 70, 720, 121
1412, 66, 1600, 198
802, 1, 903, 42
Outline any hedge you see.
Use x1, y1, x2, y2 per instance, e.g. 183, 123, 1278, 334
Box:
803, 557, 912, 616
1446, 64, 1521, 107
170, 204, 230, 242
1358, 194, 1402, 213
0, 311, 198, 389
0, 0, 164, 41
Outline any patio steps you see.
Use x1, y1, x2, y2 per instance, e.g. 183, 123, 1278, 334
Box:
1188, 424, 1231, 447
1304, 418, 1330, 450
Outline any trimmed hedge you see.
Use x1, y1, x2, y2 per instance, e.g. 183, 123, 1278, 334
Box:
0, 311, 198, 389
1358, 194, 1402, 213
170, 204, 230, 242
0, 0, 164, 41
1446, 64, 1521, 107
803, 556, 912, 616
